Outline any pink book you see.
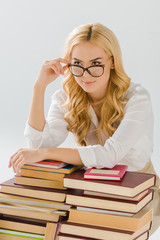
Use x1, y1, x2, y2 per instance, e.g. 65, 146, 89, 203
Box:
84, 165, 128, 181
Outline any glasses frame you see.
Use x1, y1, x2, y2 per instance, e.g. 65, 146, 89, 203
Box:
68, 64, 105, 77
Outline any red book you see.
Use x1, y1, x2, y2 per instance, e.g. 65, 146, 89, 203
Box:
64, 170, 156, 197
84, 165, 128, 181
27, 160, 67, 169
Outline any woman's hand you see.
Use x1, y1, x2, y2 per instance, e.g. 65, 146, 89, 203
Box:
35, 58, 70, 89
8, 148, 45, 175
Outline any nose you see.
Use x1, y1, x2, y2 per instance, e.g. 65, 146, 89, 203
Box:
83, 69, 90, 77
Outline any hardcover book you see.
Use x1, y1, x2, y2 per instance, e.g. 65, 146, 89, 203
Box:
56, 220, 151, 240
27, 160, 67, 169
56, 232, 102, 239
21, 164, 82, 174
0, 221, 57, 240
0, 203, 67, 222
20, 168, 65, 181
0, 215, 47, 235
15, 176, 66, 190
83, 189, 149, 202
65, 189, 153, 214
64, 170, 156, 197
0, 228, 44, 240
84, 165, 128, 181
0, 192, 71, 211
0, 178, 73, 202
68, 207, 153, 231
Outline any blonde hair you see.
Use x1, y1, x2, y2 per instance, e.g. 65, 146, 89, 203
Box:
61, 23, 131, 146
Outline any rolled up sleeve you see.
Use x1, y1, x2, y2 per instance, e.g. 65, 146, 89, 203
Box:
77, 84, 153, 169
24, 90, 69, 149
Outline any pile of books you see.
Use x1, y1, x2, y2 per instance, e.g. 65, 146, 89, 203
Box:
0, 162, 156, 240
55, 165, 156, 240
0, 160, 81, 240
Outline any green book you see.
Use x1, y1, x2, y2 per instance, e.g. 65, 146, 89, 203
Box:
0, 228, 44, 239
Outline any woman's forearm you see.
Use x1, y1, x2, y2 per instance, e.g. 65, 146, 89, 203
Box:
42, 148, 83, 166
28, 83, 46, 131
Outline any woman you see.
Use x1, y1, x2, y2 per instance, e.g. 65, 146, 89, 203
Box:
9, 23, 160, 235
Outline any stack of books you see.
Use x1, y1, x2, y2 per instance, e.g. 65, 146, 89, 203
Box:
0, 161, 81, 240
55, 166, 156, 240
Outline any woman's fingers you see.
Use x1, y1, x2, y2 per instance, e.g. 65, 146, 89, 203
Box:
54, 58, 70, 64
8, 149, 22, 168
49, 64, 60, 75
9, 149, 26, 174
16, 159, 26, 175
14, 155, 24, 174
48, 58, 69, 75
9, 151, 22, 173
63, 64, 69, 72
9, 148, 43, 175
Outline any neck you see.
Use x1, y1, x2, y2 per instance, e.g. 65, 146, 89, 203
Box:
88, 93, 106, 106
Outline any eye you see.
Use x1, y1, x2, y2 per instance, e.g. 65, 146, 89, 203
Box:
92, 61, 101, 65
73, 61, 81, 65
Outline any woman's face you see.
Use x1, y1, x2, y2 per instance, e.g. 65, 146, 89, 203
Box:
70, 41, 113, 102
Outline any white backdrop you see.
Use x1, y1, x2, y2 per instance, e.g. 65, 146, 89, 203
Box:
0, 0, 160, 238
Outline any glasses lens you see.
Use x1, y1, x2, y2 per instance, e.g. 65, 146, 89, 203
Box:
69, 66, 83, 76
89, 66, 103, 77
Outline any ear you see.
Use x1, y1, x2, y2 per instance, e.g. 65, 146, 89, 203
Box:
110, 56, 114, 69
110, 63, 114, 69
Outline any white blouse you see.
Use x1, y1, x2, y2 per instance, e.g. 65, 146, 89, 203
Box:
24, 82, 154, 171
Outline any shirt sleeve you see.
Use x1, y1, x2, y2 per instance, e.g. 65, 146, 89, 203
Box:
77, 84, 153, 168
24, 90, 69, 149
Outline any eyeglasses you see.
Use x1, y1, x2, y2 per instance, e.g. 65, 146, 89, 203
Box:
68, 64, 105, 77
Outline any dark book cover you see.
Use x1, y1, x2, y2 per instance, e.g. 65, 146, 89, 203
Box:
66, 189, 154, 214
64, 170, 156, 197
66, 189, 153, 203
0, 214, 47, 227
64, 170, 156, 188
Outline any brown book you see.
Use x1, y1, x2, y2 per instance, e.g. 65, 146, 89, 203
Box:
0, 228, 45, 240
57, 221, 151, 240
76, 206, 134, 217
68, 207, 153, 231
0, 217, 57, 240
56, 232, 102, 239
0, 192, 71, 211
0, 214, 58, 240
21, 164, 82, 174
20, 168, 65, 181
0, 215, 47, 235
64, 170, 156, 197
65, 189, 154, 214
0, 235, 42, 240
0, 178, 70, 202
57, 232, 149, 240
56, 232, 149, 240
15, 175, 66, 190
0, 203, 67, 222
83, 189, 149, 202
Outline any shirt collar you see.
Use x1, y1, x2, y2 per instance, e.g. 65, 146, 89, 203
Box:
89, 105, 99, 127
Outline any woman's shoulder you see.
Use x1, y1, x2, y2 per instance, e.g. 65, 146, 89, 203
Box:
124, 82, 151, 102
51, 89, 67, 103
123, 82, 152, 113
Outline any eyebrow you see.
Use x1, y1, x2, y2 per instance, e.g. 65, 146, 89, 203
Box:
72, 57, 103, 62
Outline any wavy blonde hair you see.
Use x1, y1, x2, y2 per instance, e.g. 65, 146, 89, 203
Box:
61, 23, 131, 146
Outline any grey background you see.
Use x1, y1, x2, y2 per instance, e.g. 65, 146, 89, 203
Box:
0, 1, 159, 237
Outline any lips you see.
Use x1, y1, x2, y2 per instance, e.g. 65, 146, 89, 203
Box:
83, 81, 96, 86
